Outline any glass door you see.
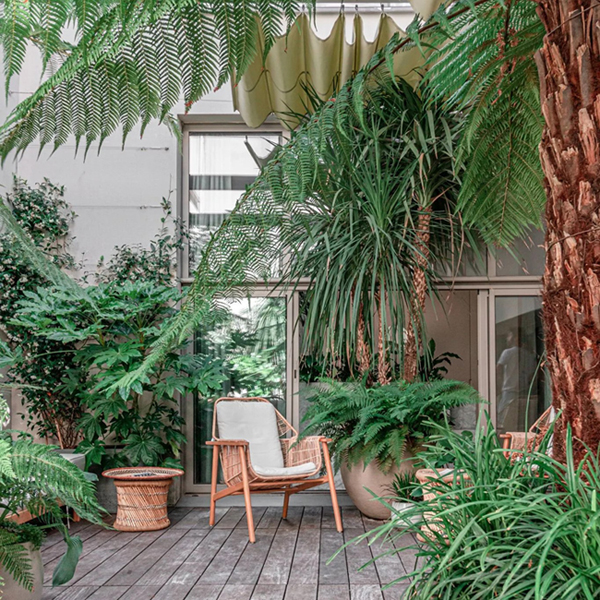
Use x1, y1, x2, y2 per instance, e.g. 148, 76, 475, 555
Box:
484, 289, 549, 432
185, 291, 293, 491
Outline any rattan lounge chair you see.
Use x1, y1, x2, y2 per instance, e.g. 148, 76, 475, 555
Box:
207, 396, 343, 542
500, 406, 554, 461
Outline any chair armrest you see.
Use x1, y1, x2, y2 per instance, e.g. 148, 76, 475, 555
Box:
206, 439, 249, 447
281, 436, 323, 470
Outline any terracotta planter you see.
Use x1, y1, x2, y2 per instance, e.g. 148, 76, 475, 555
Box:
0, 542, 43, 600
341, 451, 418, 519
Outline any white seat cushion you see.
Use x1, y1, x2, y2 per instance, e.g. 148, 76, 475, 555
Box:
253, 462, 317, 478
217, 401, 284, 471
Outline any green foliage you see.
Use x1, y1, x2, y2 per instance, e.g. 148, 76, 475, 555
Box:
0, 176, 84, 448
0, 396, 105, 590
10, 281, 225, 469
359, 420, 600, 599
420, 0, 546, 246
301, 379, 480, 473
417, 339, 460, 382
387, 472, 422, 502
0, 0, 312, 159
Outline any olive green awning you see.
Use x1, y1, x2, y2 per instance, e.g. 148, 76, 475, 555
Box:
232, 2, 441, 128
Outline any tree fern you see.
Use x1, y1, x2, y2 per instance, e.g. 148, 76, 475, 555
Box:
301, 379, 480, 472
0, 1, 311, 158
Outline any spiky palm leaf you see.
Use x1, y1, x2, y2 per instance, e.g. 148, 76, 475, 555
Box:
0, 0, 311, 159
419, 0, 545, 246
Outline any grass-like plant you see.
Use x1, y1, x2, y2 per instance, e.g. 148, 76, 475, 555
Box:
301, 379, 480, 473
357, 418, 600, 599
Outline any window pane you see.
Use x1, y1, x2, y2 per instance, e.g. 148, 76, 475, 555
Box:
192, 296, 287, 484
495, 296, 549, 433
188, 133, 280, 271
495, 229, 545, 277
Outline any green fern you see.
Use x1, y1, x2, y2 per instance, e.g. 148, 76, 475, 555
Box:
301, 378, 480, 473
0, 1, 312, 159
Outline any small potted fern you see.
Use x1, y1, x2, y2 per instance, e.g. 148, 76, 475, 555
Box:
302, 379, 479, 519
387, 473, 422, 526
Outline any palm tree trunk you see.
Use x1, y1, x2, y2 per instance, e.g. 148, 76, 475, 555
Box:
404, 206, 432, 382
536, 1, 600, 463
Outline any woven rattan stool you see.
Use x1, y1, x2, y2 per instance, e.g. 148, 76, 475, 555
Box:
102, 467, 184, 531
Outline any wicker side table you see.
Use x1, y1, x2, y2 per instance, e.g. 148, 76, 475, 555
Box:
102, 467, 184, 532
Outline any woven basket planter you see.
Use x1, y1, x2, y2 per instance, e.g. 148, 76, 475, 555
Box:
102, 467, 184, 532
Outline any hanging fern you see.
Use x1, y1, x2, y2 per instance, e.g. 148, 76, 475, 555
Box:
0, 0, 311, 159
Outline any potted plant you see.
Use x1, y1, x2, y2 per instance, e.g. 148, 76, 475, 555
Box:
387, 473, 422, 526
302, 378, 479, 519
0, 399, 105, 599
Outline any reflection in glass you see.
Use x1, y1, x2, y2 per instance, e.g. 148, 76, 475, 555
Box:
193, 296, 287, 484
495, 296, 548, 433
188, 133, 280, 271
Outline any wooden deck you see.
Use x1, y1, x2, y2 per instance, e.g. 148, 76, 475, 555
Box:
41, 506, 415, 600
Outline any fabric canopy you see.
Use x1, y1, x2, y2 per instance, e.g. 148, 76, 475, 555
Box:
232, 1, 442, 128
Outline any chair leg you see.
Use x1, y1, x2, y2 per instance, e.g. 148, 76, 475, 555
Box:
209, 445, 219, 527
282, 487, 290, 519
322, 441, 343, 533
239, 447, 256, 543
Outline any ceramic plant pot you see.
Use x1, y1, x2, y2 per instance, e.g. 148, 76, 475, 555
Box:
341, 450, 418, 520
0, 541, 43, 600
390, 500, 420, 526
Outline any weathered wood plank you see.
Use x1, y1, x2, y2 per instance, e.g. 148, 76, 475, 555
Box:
43, 525, 112, 566
341, 509, 364, 531
196, 529, 249, 584
300, 507, 322, 529
258, 526, 299, 585
76, 531, 164, 586
370, 538, 405, 586
317, 585, 351, 600
85, 586, 129, 600
345, 529, 379, 585
41, 587, 65, 600
236, 507, 266, 528
321, 507, 336, 529
52, 587, 100, 600
167, 506, 194, 525
118, 585, 163, 600
350, 585, 384, 600
288, 527, 320, 585
135, 529, 206, 586
361, 517, 383, 532
151, 528, 232, 600
171, 508, 213, 529
228, 528, 276, 585
382, 583, 409, 600
181, 584, 223, 599
257, 506, 282, 529
217, 584, 255, 600
42, 521, 94, 550
318, 529, 347, 586
54, 532, 140, 586
214, 507, 246, 529
106, 527, 184, 585
251, 584, 287, 600
284, 584, 317, 599
279, 506, 303, 530
391, 534, 418, 577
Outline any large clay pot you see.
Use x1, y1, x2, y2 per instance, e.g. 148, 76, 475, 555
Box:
0, 542, 43, 600
341, 452, 418, 520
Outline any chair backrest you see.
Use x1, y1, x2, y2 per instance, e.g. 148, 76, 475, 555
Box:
213, 397, 291, 470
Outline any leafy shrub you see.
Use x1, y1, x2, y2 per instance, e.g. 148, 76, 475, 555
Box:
11, 281, 225, 469
360, 419, 600, 599
301, 379, 479, 472
0, 176, 82, 447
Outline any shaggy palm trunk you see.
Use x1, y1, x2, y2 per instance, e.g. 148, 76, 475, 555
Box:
536, 1, 600, 463
404, 206, 432, 382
